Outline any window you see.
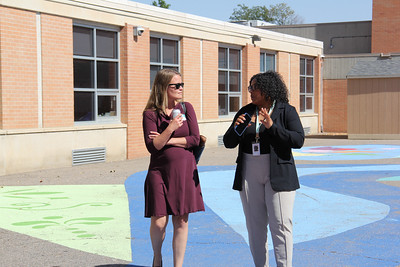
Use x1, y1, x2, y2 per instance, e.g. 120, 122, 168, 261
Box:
218, 46, 242, 116
73, 25, 119, 122
260, 52, 275, 72
300, 57, 314, 113
150, 36, 180, 87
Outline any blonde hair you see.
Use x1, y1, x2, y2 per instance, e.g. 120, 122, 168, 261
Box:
144, 68, 182, 114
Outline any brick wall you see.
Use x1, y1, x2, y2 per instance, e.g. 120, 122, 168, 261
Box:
201, 40, 218, 120
372, 0, 400, 53
242, 44, 260, 105
289, 54, 300, 110
181, 37, 201, 116
41, 14, 74, 128
323, 79, 347, 133
0, 7, 38, 129
120, 24, 150, 159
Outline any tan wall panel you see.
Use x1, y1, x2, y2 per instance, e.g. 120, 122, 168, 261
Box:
348, 78, 400, 138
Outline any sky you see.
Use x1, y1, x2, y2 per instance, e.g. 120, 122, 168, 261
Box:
130, 0, 372, 24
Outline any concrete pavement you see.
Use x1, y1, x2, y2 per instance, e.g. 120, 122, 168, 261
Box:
1, 137, 400, 266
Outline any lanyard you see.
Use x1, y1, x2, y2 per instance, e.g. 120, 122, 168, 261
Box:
255, 107, 261, 143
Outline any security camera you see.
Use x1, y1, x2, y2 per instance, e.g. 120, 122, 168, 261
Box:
134, 26, 145, 36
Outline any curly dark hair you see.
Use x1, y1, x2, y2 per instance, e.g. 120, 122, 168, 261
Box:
250, 71, 289, 103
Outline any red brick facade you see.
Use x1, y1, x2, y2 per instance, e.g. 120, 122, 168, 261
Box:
41, 14, 74, 128
323, 79, 347, 133
372, 0, 400, 53
0, 7, 38, 129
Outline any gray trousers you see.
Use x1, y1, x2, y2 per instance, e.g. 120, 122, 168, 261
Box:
240, 153, 296, 267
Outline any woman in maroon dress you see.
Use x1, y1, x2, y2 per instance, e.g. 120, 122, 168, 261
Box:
142, 68, 205, 267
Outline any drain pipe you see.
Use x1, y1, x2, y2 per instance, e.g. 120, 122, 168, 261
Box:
319, 54, 324, 133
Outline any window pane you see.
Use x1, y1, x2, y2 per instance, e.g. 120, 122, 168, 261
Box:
306, 77, 313, 93
265, 54, 275, 71
306, 59, 313, 75
300, 95, 305, 112
97, 61, 118, 89
150, 37, 160, 63
229, 96, 240, 113
74, 59, 94, 88
218, 94, 228, 116
96, 30, 117, 58
74, 92, 94, 121
150, 65, 161, 88
229, 72, 240, 92
73, 26, 93, 57
300, 77, 305, 93
163, 39, 178, 64
260, 53, 265, 72
300, 58, 306, 75
98, 95, 117, 117
218, 71, 227, 92
218, 47, 227, 69
229, 49, 240, 70
306, 97, 313, 110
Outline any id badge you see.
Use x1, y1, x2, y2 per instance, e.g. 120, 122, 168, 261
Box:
252, 142, 261, 156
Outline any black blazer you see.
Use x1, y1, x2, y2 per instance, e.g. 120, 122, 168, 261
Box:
223, 102, 304, 192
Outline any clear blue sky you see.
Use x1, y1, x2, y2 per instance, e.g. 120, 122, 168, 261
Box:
131, 0, 372, 24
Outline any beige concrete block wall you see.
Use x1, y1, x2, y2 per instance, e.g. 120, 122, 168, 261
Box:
0, 126, 126, 176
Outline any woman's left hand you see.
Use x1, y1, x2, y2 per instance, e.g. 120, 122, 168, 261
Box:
148, 131, 160, 140
260, 107, 273, 129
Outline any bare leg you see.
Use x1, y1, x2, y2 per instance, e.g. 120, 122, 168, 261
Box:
150, 216, 169, 266
172, 214, 189, 267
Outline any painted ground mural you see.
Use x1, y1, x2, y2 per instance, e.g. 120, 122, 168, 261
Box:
0, 145, 399, 266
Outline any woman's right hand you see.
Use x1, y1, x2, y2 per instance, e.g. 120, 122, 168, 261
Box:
169, 114, 184, 131
235, 114, 252, 126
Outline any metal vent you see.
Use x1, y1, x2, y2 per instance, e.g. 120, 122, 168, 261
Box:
218, 135, 224, 146
303, 127, 311, 135
72, 147, 106, 166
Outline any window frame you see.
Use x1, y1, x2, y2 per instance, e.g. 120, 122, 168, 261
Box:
260, 50, 276, 72
299, 57, 315, 113
218, 44, 242, 117
73, 23, 120, 124
150, 33, 181, 88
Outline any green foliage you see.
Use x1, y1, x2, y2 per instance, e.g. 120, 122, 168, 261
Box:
152, 0, 170, 9
229, 3, 303, 25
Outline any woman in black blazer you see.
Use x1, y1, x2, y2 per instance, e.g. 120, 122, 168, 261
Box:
223, 71, 304, 267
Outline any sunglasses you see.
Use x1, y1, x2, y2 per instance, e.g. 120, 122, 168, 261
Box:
168, 83, 184, 89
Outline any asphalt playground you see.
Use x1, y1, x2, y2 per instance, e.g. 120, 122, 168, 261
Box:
0, 137, 399, 266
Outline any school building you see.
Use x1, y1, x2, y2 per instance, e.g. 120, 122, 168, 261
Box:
0, 0, 323, 175
260, 0, 400, 140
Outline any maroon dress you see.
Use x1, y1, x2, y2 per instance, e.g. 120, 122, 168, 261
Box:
142, 102, 205, 217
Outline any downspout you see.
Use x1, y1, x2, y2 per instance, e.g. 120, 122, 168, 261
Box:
319, 55, 324, 133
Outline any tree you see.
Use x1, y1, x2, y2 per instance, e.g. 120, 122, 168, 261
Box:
229, 3, 304, 25
152, 0, 170, 9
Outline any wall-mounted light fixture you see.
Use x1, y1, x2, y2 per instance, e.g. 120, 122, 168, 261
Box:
252, 35, 261, 45
134, 26, 145, 37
